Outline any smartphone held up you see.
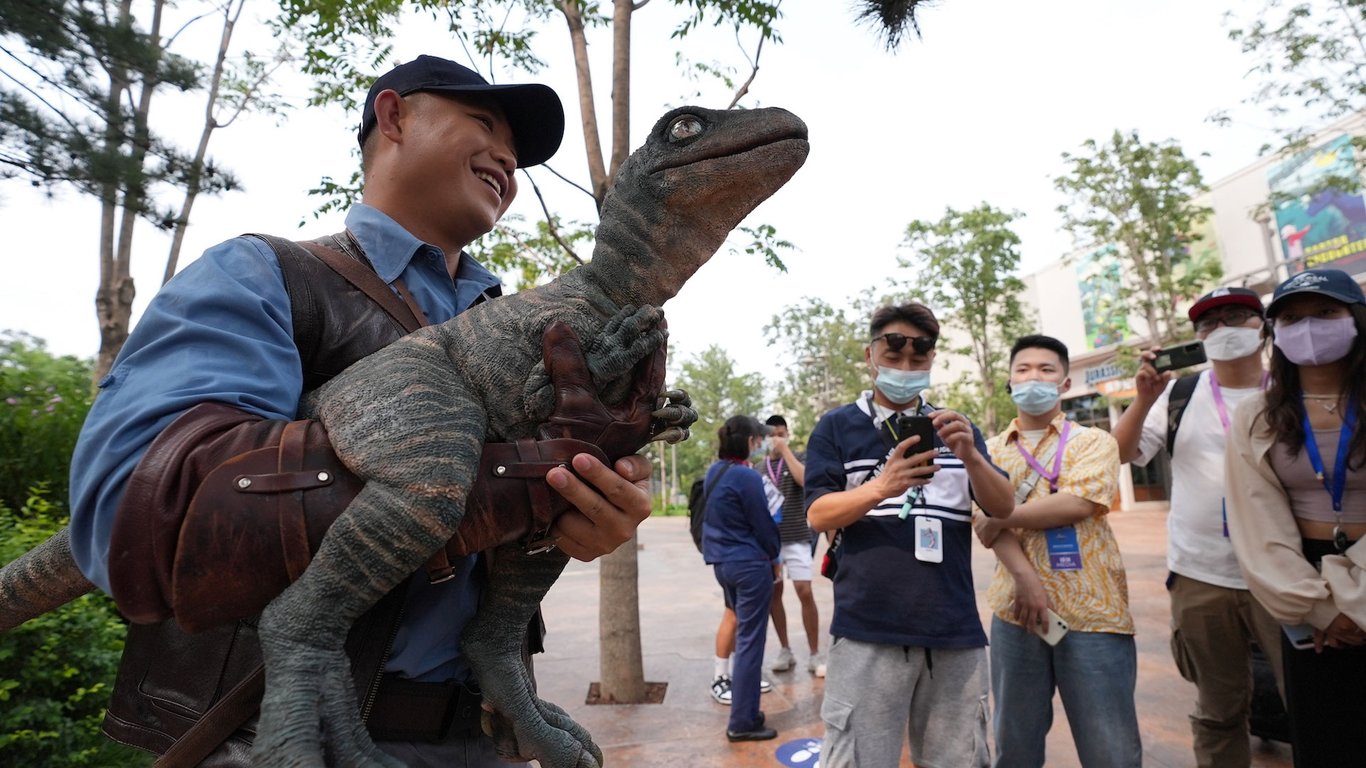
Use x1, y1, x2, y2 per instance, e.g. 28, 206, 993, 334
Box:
1152, 341, 1207, 373
897, 415, 936, 462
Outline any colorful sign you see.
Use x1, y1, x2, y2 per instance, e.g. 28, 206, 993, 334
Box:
1268, 134, 1366, 275
1075, 245, 1129, 350
1097, 377, 1137, 399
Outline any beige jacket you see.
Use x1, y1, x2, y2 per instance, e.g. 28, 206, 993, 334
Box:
1226, 392, 1366, 630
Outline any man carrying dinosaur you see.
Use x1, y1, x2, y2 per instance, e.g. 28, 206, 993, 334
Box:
67, 55, 654, 767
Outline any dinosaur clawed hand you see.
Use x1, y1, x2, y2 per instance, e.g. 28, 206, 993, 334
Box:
651, 387, 696, 444
253, 605, 403, 768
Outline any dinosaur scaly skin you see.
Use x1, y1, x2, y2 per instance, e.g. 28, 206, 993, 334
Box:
253, 105, 809, 768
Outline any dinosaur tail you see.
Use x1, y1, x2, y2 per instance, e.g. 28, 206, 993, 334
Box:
0, 527, 96, 632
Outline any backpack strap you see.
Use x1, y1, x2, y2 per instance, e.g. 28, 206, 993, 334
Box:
1165, 373, 1203, 457
700, 463, 735, 524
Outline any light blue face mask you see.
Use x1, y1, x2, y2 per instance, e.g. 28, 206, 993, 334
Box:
875, 366, 931, 405
1011, 380, 1061, 416
750, 437, 771, 462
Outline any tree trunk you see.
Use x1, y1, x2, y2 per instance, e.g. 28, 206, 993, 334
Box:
592, 0, 648, 703
596, 534, 646, 702
558, 0, 609, 205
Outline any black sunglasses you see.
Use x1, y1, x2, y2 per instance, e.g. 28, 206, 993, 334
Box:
871, 332, 936, 354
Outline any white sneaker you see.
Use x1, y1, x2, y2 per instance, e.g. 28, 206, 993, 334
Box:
771, 647, 796, 672
808, 652, 827, 678
712, 675, 768, 704
711, 675, 732, 705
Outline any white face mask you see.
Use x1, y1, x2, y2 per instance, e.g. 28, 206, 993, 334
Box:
875, 366, 930, 405
1202, 326, 1263, 361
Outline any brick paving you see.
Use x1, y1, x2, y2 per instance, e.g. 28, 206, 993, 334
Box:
537, 507, 1294, 767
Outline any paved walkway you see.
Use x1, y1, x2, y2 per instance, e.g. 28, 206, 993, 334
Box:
537, 507, 1294, 767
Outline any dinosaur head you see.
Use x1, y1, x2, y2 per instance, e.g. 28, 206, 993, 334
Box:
589, 106, 809, 307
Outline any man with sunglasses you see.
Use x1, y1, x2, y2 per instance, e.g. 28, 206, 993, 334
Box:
805, 302, 1014, 768
1112, 286, 1286, 768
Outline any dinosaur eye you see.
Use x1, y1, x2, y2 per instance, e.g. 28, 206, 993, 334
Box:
669, 115, 705, 142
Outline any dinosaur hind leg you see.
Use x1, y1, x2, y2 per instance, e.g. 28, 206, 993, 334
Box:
462, 546, 602, 768
254, 480, 463, 768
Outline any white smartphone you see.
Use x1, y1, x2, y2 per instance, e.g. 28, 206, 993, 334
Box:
1034, 609, 1069, 646
1282, 623, 1316, 650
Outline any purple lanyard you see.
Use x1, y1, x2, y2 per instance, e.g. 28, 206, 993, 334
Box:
1208, 370, 1270, 434
765, 457, 785, 486
1016, 421, 1072, 493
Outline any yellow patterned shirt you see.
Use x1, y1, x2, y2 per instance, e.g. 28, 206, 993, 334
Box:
984, 413, 1133, 634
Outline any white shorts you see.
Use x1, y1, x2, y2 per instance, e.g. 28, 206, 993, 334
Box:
778, 541, 814, 582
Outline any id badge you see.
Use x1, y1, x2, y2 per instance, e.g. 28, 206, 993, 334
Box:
1044, 526, 1082, 571
914, 516, 943, 564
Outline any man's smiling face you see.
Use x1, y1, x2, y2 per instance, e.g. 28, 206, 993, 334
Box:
400, 92, 519, 248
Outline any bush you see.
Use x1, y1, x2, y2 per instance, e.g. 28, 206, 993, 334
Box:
0, 489, 147, 766
0, 332, 96, 513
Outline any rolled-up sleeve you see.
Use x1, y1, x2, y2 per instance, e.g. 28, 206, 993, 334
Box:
68, 236, 301, 593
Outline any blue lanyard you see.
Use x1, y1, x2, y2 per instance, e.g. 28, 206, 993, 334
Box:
1300, 395, 1357, 538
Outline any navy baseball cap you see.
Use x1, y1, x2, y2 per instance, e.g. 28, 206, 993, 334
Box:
357, 55, 564, 168
1267, 268, 1366, 316
1188, 286, 1264, 322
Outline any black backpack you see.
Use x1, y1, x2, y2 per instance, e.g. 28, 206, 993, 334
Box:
687, 464, 733, 553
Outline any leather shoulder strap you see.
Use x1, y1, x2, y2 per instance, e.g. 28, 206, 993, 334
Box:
251, 232, 428, 335
151, 665, 263, 768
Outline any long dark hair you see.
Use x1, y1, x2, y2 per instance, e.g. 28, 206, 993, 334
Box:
717, 415, 765, 460
1262, 303, 1366, 467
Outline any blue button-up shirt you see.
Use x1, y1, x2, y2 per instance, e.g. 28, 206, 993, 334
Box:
69, 204, 501, 680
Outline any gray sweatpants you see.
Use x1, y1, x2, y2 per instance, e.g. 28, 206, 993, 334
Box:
819, 636, 990, 768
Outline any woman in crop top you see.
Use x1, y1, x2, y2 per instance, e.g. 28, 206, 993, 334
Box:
1226, 268, 1366, 768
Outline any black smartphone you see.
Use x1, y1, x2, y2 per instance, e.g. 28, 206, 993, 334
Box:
897, 415, 936, 461
1152, 341, 1207, 373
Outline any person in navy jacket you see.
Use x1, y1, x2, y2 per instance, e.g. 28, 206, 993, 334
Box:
702, 415, 782, 742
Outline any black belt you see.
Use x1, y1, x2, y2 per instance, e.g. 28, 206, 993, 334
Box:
366, 674, 485, 743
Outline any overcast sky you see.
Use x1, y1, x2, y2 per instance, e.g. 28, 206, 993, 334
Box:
0, 0, 1283, 387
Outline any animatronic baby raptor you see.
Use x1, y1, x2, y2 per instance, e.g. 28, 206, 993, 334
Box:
1, 105, 809, 768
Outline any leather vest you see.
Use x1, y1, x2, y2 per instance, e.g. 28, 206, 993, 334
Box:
103, 233, 432, 764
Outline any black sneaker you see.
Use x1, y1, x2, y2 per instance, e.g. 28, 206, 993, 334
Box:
710, 675, 732, 705
726, 725, 778, 742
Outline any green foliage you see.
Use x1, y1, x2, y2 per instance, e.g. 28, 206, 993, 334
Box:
469, 213, 595, 289
763, 294, 882, 437
1221, 0, 1366, 196
735, 223, 794, 272
0, 333, 95, 513
1055, 130, 1218, 347
281, 0, 793, 269
1223, 1, 1366, 132
897, 203, 1032, 435
0, 490, 144, 767
0, 0, 232, 222
668, 345, 766, 488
